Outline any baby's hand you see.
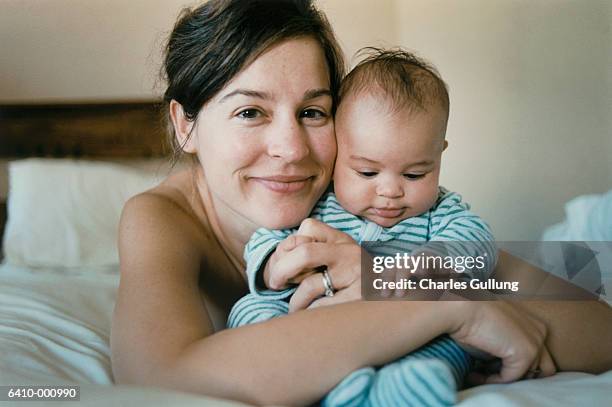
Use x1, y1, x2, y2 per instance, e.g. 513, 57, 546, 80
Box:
263, 234, 315, 290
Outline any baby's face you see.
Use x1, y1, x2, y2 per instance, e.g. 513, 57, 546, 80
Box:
333, 93, 447, 227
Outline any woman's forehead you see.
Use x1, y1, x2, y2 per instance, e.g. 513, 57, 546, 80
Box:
214, 37, 331, 102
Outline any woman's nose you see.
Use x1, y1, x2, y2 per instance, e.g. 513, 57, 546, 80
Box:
376, 178, 404, 199
267, 117, 310, 163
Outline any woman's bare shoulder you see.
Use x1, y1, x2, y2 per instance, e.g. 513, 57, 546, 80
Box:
119, 170, 209, 275
112, 170, 224, 382
128, 169, 200, 218
127, 168, 211, 229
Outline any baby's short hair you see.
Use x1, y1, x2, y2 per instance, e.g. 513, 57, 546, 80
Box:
339, 47, 449, 122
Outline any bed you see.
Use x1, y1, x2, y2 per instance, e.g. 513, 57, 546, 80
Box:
0, 102, 610, 406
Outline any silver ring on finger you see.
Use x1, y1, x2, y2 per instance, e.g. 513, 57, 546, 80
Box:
321, 268, 335, 297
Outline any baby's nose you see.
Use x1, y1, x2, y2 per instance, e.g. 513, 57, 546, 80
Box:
376, 181, 404, 198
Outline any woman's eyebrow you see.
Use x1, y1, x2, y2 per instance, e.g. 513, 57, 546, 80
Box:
303, 88, 331, 101
218, 88, 330, 104
219, 89, 272, 103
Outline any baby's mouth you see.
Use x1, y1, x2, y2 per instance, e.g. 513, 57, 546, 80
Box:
372, 207, 404, 218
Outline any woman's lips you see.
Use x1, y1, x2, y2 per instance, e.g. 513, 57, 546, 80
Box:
251, 176, 313, 193
372, 207, 404, 218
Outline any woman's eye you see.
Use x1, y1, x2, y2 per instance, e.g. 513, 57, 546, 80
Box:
237, 109, 261, 119
404, 173, 425, 180
358, 171, 378, 178
300, 109, 327, 120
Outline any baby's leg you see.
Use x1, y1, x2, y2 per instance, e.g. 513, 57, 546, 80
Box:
322, 367, 376, 407
367, 335, 470, 406
227, 293, 289, 328
323, 336, 469, 407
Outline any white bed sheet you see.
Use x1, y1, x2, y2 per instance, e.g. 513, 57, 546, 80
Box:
0, 263, 117, 385
0, 263, 610, 406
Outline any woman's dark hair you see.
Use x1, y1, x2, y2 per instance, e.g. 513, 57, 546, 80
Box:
162, 0, 345, 158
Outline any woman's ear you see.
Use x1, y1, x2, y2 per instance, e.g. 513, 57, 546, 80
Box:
169, 100, 197, 154
442, 140, 449, 152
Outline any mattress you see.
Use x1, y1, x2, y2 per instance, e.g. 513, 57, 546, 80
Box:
0, 263, 610, 406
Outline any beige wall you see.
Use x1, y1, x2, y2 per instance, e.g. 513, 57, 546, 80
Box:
319, 0, 397, 65
0, 0, 396, 101
1, 0, 610, 240
392, 0, 612, 240
0, 0, 194, 101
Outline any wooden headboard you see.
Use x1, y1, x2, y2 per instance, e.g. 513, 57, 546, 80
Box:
0, 101, 166, 158
0, 100, 167, 258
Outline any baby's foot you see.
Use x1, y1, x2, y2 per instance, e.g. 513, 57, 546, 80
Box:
322, 367, 376, 407
367, 358, 456, 407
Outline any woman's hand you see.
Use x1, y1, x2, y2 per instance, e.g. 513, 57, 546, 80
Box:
449, 300, 557, 384
264, 218, 364, 312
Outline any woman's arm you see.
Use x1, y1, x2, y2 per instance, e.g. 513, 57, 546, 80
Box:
518, 300, 612, 373
172, 302, 453, 405
112, 196, 606, 406
495, 251, 612, 374
111, 194, 454, 406
263, 220, 612, 378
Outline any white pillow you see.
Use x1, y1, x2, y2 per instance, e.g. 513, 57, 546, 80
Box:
542, 189, 612, 241
3, 159, 160, 268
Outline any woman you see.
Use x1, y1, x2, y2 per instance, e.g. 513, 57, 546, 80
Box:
110, 0, 612, 405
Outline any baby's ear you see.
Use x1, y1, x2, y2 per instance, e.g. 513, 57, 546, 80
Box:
169, 100, 197, 154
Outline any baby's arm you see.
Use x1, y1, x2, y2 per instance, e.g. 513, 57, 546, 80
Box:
248, 224, 347, 293
227, 228, 300, 330
229, 226, 333, 329
236, 192, 360, 318
243, 227, 297, 300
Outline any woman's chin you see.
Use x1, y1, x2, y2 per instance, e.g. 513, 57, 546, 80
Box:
250, 192, 322, 230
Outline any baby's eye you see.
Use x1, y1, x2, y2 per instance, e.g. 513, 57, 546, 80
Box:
403, 173, 425, 180
236, 109, 262, 120
300, 109, 327, 120
358, 171, 378, 178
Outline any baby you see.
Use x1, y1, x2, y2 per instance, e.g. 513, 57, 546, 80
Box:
228, 49, 497, 407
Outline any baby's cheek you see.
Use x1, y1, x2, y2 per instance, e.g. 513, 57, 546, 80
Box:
334, 181, 355, 210
412, 181, 439, 211
335, 175, 367, 213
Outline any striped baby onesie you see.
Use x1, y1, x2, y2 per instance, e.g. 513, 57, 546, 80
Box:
237, 187, 497, 303
228, 187, 497, 407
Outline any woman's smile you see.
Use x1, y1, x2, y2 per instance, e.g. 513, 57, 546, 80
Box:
250, 175, 314, 193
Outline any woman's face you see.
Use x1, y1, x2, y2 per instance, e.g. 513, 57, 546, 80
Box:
187, 37, 336, 229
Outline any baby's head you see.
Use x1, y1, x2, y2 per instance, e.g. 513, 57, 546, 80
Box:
333, 48, 450, 227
